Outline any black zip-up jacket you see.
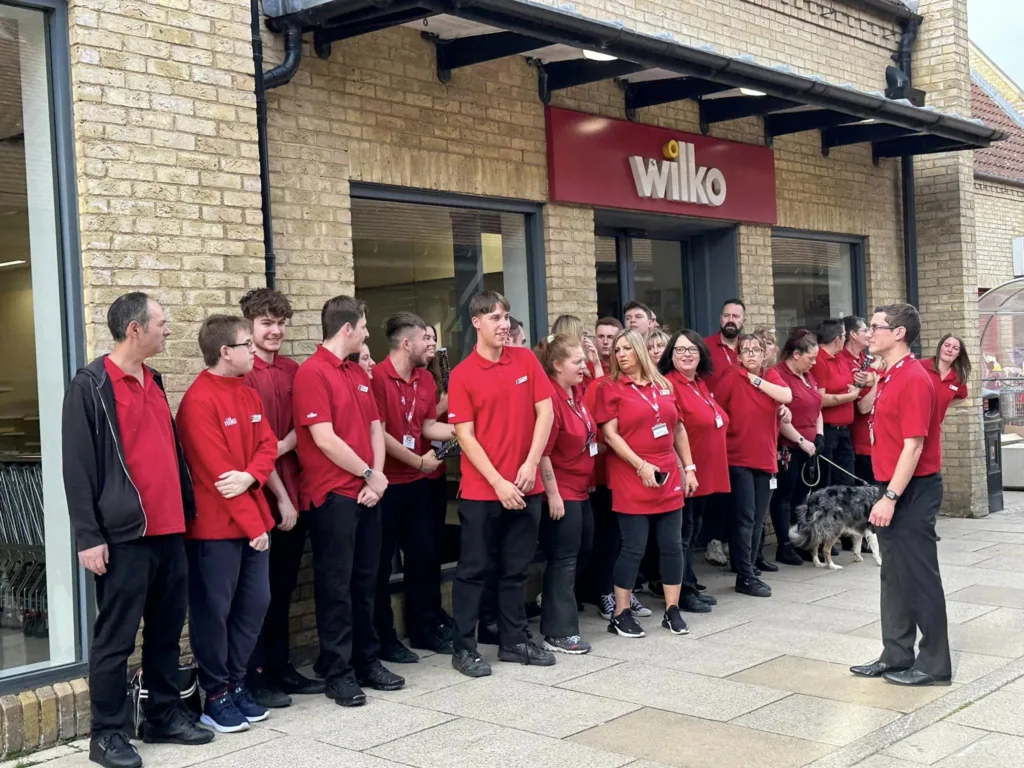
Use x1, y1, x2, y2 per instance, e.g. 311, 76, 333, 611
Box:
62, 356, 195, 552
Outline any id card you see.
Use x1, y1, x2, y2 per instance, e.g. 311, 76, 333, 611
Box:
769, 476, 778, 490
402, 434, 416, 450
589, 443, 599, 457
714, 414, 724, 429
652, 423, 669, 439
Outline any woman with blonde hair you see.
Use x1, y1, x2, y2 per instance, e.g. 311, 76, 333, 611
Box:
552, 314, 604, 381
753, 327, 779, 366
646, 329, 671, 367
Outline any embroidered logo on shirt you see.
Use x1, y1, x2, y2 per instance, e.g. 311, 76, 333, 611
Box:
358, 385, 369, 393
306, 412, 318, 419
251, 414, 262, 423
660, 389, 671, 395
516, 376, 528, 385
448, 412, 456, 419
223, 417, 238, 427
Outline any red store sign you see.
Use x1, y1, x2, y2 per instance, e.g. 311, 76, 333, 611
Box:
545, 107, 777, 226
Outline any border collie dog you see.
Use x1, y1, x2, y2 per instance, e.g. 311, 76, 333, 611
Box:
789, 485, 882, 570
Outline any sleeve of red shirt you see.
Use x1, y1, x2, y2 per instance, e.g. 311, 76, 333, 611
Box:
956, 381, 969, 401
814, 357, 834, 390
593, 380, 620, 426
766, 368, 786, 387
369, 368, 390, 428
900, 377, 934, 440
543, 403, 562, 457
447, 366, 473, 425
293, 367, 334, 427
531, 354, 555, 403
245, 394, 279, 489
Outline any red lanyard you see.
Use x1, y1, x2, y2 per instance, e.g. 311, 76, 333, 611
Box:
396, 377, 418, 434
565, 394, 595, 449
869, 354, 914, 436
721, 344, 735, 366
684, 378, 719, 416
630, 382, 662, 423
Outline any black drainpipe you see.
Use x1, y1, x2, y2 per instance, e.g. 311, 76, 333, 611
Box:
896, 17, 921, 314
252, 1, 303, 289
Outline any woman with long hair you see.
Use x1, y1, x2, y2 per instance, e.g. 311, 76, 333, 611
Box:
921, 334, 971, 422
769, 329, 823, 566
754, 327, 779, 366
593, 329, 698, 637
715, 333, 792, 598
646, 329, 671, 367
658, 330, 729, 613
533, 334, 596, 654
552, 314, 604, 382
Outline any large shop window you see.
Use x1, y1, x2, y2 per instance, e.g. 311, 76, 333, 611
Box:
1, 1, 81, 682
595, 234, 686, 332
772, 233, 864, 340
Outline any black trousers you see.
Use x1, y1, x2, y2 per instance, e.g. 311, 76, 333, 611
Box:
187, 539, 271, 695
877, 473, 951, 677
248, 517, 307, 678
428, 475, 453, 621
682, 497, 706, 596
768, 451, 813, 556
306, 493, 381, 682
539, 499, 593, 637
453, 497, 541, 652
614, 509, 683, 591
696, 492, 729, 547
374, 479, 444, 645
90, 535, 187, 738
855, 454, 876, 484
585, 486, 618, 598
822, 425, 855, 486
729, 467, 773, 579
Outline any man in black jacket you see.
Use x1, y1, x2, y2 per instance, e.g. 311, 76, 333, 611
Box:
63, 292, 212, 768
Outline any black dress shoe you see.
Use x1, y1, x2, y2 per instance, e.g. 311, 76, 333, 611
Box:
849, 659, 910, 678
452, 648, 492, 677
775, 548, 804, 567
142, 707, 215, 745
697, 593, 718, 606
883, 668, 952, 687
379, 640, 419, 664
325, 678, 366, 707
273, 663, 326, 695
497, 641, 556, 667
90, 733, 142, 768
477, 623, 500, 645
680, 593, 712, 613
755, 558, 779, 573
356, 660, 405, 691
696, 582, 706, 592
410, 632, 455, 655
251, 683, 292, 709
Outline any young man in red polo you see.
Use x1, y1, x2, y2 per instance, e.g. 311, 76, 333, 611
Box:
447, 291, 555, 677
370, 312, 458, 662
238, 289, 324, 708
292, 295, 404, 707
815, 318, 860, 487
850, 303, 950, 687
177, 315, 279, 733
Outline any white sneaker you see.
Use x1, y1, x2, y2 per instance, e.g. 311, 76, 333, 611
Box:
705, 539, 727, 566
598, 594, 615, 620
630, 593, 652, 618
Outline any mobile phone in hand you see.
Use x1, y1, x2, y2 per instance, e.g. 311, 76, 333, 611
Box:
654, 470, 669, 486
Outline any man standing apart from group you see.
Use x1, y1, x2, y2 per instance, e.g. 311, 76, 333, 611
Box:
447, 291, 555, 677
851, 303, 950, 687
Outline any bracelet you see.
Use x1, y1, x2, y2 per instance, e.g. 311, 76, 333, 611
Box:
684, 464, 696, 472
418, 456, 425, 472
636, 461, 647, 475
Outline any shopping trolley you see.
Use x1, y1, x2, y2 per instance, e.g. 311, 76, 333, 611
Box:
0, 461, 47, 638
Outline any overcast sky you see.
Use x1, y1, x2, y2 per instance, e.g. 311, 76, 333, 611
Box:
968, 0, 1024, 88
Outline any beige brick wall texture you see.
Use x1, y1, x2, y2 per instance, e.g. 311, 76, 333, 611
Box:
975, 181, 1024, 291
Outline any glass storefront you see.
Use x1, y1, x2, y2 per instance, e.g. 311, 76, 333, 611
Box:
772, 234, 860, 340
0, 1, 80, 680
595, 234, 687, 332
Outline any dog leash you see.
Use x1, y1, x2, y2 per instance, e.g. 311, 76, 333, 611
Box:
801, 454, 872, 488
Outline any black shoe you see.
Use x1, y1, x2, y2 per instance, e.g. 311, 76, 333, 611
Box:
883, 668, 952, 687
775, 548, 804, 567
142, 707, 215, 745
498, 641, 556, 666
90, 733, 142, 768
452, 648, 492, 678
696, 582, 706, 592
736, 577, 772, 598
680, 593, 712, 613
409, 632, 454, 655
272, 664, 326, 695
608, 608, 646, 638
755, 558, 779, 573
849, 659, 910, 678
325, 678, 366, 707
698, 593, 718, 606
662, 605, 689, 635
356, 660, 405, 691
379, 640, 419, 664
753, 567, 762, 576
477, 623, 500, 645
647, 580, 665, 598
250, 683, 292, 709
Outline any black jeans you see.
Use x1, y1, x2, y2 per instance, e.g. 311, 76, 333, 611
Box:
306, 493, 381, 682
90, 535, 187, 738
375, 479, 444, 645
614, 510, 683, 591
539, 499, 593, 637
187, 539, 271, 695
877, 474, 950, 677
586, 486, 619, 598
696, 492, 729, 547
822, 425, 855, 486
855, 454, 876, 484
682, 497, 706, 596
453, 497, 541, 652
729, 467, 773, 579
768, 450, 813, 557
248, 517, 307, 678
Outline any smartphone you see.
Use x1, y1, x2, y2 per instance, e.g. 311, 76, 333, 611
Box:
654, 470, 669, 486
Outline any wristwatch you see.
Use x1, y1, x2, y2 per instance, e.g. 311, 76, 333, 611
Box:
684, 464, 696, 473
883, 488, 899, 501
362, 467, 374, 480
797, 436, 805, 445
753, 377, 763, 388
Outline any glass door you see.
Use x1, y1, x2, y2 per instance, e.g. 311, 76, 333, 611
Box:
595, 232, 688, 333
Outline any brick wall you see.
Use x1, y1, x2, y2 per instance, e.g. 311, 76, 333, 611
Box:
544, 205, 597, 323
975, 180, 1024, 291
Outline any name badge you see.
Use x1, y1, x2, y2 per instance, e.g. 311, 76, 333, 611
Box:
251, 414, 262, 423
652, 423, 669, 439
715, 414, 724, 429
402, 434, 416, 450
769, 476, 778, 490
660, 389, 671, 396
589, 443, 599, 457
516, 376, 528, 385
358, 384, 369, 393
949, 384, 959, 392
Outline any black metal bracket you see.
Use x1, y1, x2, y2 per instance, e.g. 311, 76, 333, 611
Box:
872, 134, 972, 161
424, 30, 550, 83
314, 6, 435, 59
535, 58, 647, 104
822, 122, 918, 152
763, 109, 859, 146
623, 77, 731, 122
699, 95, 800, 135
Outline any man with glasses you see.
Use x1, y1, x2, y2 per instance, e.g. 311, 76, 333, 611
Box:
850, 304, 950, 687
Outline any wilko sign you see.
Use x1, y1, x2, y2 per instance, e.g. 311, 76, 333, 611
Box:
546, 107, 777, 225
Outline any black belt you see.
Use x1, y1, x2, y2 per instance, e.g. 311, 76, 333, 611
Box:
824, 424, 850, 431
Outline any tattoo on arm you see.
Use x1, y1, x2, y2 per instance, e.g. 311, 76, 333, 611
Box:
542, 470, 554, 482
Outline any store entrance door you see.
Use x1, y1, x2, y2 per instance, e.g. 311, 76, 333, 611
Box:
596, 234, 687, 332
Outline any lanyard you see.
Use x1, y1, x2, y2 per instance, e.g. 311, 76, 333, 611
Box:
868, 354, 914, 438
565, 394, 595, 448
683, 377, 718, 416
721, 343, 735, 366
630, 382, 662, 423
396, 377, 418, 434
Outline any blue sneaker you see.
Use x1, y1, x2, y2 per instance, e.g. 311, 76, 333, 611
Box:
232, 683, 269, 723
200, 692, 250, 733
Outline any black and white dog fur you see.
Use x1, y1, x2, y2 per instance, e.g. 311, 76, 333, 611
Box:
789, 485, 883, 570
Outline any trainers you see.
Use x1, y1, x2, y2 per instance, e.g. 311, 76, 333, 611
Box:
379, 640, 419, 664
630, 593, 652, 618
452, 648, 492, 678
356, 660, 405, 691
498, 641, 556, 666
705, 540, 727, 566
142, 705, 215, 745
232, 683, 269, 723
409, 632, 454, 655
608, 608, 646, 638
89, 732, 142, 768
662, 605, 690, 635
598, 593, 615, 620
325, 677, 366, 707
736, 576, 772, 598
680, 593, 712, 613
544, 635, 592, 655
272, 663, 325, 695
200, 692, 250, 733
247, 670, 291, 709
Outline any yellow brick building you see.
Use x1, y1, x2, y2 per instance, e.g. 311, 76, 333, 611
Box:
0, 0, 1019, 754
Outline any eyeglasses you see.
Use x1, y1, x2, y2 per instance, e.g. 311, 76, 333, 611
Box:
673, 346, 699, 356
226, 340, 255, 350
740, 348, 763, 357
869, 324, 893, 333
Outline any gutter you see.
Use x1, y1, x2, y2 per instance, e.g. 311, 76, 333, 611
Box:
974, 172, 1024, 192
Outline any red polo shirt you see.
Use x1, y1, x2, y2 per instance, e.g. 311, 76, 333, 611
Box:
293, 345, 380, 509
543, 381, 596, 502
702, 333, 739, 394
371, 355, 438, 486
447, 345, 554, 501
667, 370, 730, 496
244, 353, 300, 514
774, 361, 821, 447
593, 376, 684, 515
582, 375, 609, 487
177, 371, 277, 540
837, 349, 874, 455
816, 348, 856, 426
871, 356, 941, 483
920, 358, 969, 423
715, 364, 787, 474
103, 356, 185, 537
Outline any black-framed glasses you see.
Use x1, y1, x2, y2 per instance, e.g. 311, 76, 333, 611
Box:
673, 346, 699, 356
740, 348, 763, 357
869, 324, 892, 333
226, 340, 255, 350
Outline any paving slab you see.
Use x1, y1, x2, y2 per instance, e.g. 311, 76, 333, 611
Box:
753, 600, 881, 633
754, 575, 865, 604
961, 606, 1024, 633
809, 595, 997, 625
585, 631, 782, 677
948, 690, 1024, 735
848, 619, 1024, 659
933, 733, 1024, 767
856, 757, 935, 768
730, 693, 900, 747
570, 707, 832, 768
946, 584, 1024, 609
708, 621, 884, 665
182, 737, 406, 768
881, 722, 986, 764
